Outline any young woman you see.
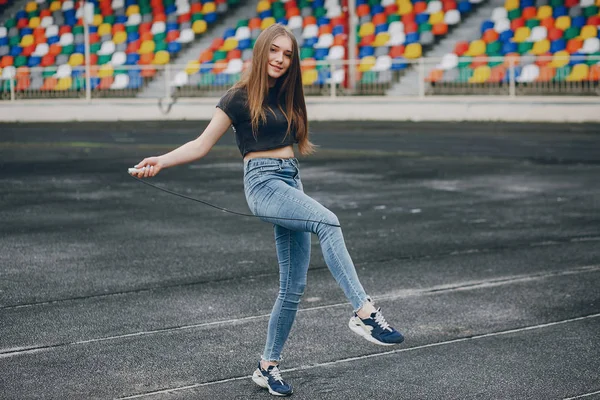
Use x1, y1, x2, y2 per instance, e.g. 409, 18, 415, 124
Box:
131, 23, 404, 397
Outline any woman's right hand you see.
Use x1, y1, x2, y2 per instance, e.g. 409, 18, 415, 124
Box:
130, 156, 163, 178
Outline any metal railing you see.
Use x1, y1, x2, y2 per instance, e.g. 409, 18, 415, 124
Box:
1, 55, 599, 101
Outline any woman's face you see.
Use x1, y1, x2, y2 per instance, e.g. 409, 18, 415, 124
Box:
267, 34, 293, 85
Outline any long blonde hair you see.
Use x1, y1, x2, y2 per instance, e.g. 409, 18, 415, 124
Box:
232, 23, 315, 156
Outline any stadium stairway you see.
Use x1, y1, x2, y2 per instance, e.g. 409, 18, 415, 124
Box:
387, 0, 504, 95
137, 0, 253, 98
0, 0, 29, 25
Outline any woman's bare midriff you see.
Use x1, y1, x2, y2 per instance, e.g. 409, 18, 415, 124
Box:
243, 145, 295, 162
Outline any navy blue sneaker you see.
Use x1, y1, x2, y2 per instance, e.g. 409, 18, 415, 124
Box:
348, 307, 405, 346
252, 362, 293, 397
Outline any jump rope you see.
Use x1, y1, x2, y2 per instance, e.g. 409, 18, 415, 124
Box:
128, 168, 342, 227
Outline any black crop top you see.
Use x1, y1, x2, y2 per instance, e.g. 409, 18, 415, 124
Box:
216, 86, 298, 157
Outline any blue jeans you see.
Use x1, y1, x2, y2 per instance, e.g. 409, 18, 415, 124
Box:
243, 158, 370, 362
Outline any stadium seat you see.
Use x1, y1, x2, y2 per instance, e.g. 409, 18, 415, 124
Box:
439, 53, 459, 70
566, 63, 589, 81
302, 68, 318, 85
469, 65, 491, 82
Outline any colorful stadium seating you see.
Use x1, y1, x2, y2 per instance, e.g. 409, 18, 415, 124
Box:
0, 0, 241, 94
428, 0, 600, 85
352, 0, 487, 85
179, 0, 343, 89
2, 0, 598, 96
178, 0, 489, 91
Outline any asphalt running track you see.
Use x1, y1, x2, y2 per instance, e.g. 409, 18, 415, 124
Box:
1, 121, 599, 400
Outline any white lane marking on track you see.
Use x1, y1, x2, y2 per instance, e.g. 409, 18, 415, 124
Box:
2, 264, 599, 358
116, 313, 600, 399
4, 241, 599, 311
563, 390, 600, 400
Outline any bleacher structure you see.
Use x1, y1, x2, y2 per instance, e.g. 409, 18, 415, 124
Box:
0, 0, 598, 99
427, 0, 600, 94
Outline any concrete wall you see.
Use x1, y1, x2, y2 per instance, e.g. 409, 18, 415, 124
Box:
1, 96, 599, 123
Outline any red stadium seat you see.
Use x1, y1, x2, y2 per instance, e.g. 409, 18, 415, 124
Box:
536, 65, 555, 81
482, 29, 499, 43
389, 45, 405, 58
140, 67, 156, 78
432, 23, 449, 36
226, 49, 241, 61
511, 17, 525, 30
454, 41, 469, 56
98, 76, 114, 90
426, 69, 444, 82
522, 7, 537, 20
566, 38, 583, 54
41, 77, 58, 91
488, 66, 506, 83
589, 65, 600, 81
540, 17, 555, 30
413, 2, 427, 14
199, 50, 214, 63
41, 55, 55, 67
15, 75, 31, 92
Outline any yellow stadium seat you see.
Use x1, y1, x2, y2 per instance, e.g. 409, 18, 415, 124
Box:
429, 11, 445, 25
580, 25, 597, 40
92, 14, 103, 26
69, 53, 84, 66
358, 56, 376, 71
555, 16, 571, 31
153, 50, 170, 65
20, 35, 34, 47
98, 23, 112, 37
373, 33, 390, 47
358, 22, 375, 37
397, 1, 413, 15
404, 43, 422, 58
468, 65, 491, 83
536, 6, 552, 19
113, 31, 127, 45
25, 1, 37, 12
185, 61, 200, 75
466, 39, 486, 56
261, 17, 276, 30
138, 40, 155, 54
566, 64, 589, 81
550, 50, 570, 68
192, 20, 207, 34
28, 17, 40, 29
56, 77, 72, 91
504, 0, 519, 11
202, 2, 216, 13
126, 5, 140, 16
256, 0, 271, 12
49, 1, 61, 12
99, 64, 114, 78
513, 27, 531, 43
531, 39, 550, 55
302, 69, 318, 85
222, 37, 238, 52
